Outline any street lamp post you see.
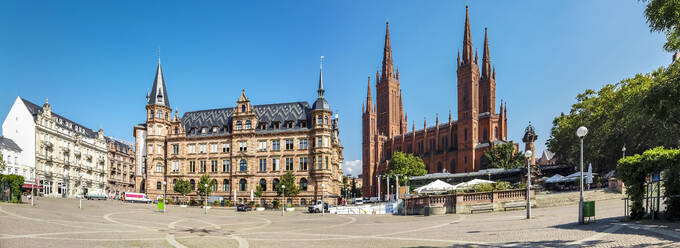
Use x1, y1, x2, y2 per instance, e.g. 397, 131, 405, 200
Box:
576, 126, 588, 224
322, 184, 326, 216
162, 181, 167, 213
622, 145, 626, 159
282, 185, 286, 216
204, 183, 208, 215
376, 175, 381, 202
524, 150, 533, 219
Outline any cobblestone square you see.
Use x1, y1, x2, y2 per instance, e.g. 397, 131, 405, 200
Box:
1, 198, 679, 247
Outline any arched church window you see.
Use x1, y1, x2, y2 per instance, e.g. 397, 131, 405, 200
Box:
241, 105, 246, 112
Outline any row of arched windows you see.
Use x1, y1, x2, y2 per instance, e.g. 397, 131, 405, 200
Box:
166, 178, 309, 192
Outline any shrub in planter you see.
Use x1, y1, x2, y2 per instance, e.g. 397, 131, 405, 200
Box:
272, 199, 281, 209
494, 181, 512, 191
471, 183, 494, 192
213, 200, 220, 206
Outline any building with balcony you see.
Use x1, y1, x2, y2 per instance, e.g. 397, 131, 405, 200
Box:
2, 97, 108, 197
134, 58, 344, 205
105, 137, 135, 197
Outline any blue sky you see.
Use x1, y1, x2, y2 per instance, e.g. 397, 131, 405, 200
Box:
0, 1, 670, 176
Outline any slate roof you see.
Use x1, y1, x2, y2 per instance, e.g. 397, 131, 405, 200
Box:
181, 101, 312, 135
105, 137, 134, 155
0, 136, 22, 152
21, 98, 98, 138
148, 62, 170, 107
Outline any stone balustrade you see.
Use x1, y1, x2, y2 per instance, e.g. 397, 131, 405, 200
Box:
404, 188, 535, 215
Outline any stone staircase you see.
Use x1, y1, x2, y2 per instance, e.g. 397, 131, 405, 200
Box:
534, 188, 623, 208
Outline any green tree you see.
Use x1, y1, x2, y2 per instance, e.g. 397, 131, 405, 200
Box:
341, 176, 349, 197
197, 174, 217, 198
0, 151, 5, 171
0, 174, 24, 202
385, 152, 427, 185
547, 64, 680, 173
481, 143, 525, 169
255, 185, 264, 197
275, 171, 299, 197
350, 178, 362, 197
173, 178, 191, 203
642, 0, 680, 52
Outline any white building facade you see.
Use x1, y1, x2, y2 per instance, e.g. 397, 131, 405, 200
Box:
2, 97, 108, 197
0, 136, 34, 184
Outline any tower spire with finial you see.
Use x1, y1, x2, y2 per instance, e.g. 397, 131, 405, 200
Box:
317, 56, 325, 98
482, 27, 491, 79
462, 5, 473, 64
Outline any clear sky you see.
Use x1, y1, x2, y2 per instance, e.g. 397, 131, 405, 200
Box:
0, 1, 670, 176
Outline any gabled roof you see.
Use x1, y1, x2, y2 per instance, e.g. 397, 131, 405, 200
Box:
20, 98, 98, 138
0, 136, 22, 152
181, 101, 312, 136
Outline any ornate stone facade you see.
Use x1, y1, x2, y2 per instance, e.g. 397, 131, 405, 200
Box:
134, 58, 344, 205
362, 7, 515, 197
106, 137, 136, 197
3, 97, 108, 197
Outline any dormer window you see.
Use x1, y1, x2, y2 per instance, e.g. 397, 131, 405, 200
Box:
212, 127, 218, 133
201, 127, 207, 134
286, 121, 293, 129
236, 121, 242, 131
258, 122, 267, 130
273, 122, 280, 129
241, 105, 246, 112
245, 120, 252, 130
300, 120, 307, 128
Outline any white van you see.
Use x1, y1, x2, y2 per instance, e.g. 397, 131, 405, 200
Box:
123, 192, 152, 203
354, 198, 364, 205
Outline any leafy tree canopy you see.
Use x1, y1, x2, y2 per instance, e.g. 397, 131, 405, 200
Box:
275, 171, 300, 197
481, 143, 525, 169
173, 178, 191, 196
642, 0, 680, 52
547, 63, 680, 173
197, 174, 217, 197
385, 152, 428, 184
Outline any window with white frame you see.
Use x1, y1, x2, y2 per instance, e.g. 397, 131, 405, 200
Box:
239, 141, 247, 152
259, 159, 266, 172
317, 137, 323, 148
199, 144, 207, 153
258, 141, 267, 151
156, 163, 162, 173
172, 161, 179, 172
222, 143, 230, 152
210, 144, 218, 153
272, 158, 280, 171
223, 160, 230, 172
285, 158, 294, 171
148, 146, 153, 155
285, 139, 294, 150
157, 145, 162, 154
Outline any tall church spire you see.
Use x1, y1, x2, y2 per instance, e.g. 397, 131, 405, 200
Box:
462, 5, 473, 64
148, 56, 170, 107
318, 56, 325, 98
381, 21, 395, 81
365, 76, 373, 113
482, 27, 491, 79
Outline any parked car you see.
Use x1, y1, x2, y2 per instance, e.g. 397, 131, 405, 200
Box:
354, 198, 364, 205
237, 204, 251, 212
308, 200, 331, 213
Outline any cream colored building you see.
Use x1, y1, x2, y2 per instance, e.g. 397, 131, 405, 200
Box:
2, 97, 108, 197
135, 59, 344, 205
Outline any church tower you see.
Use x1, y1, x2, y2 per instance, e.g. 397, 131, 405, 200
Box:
456, 6, 480, 172
141, 57, 172, 194
376, 21, 403, 138
362, 76, 377, 197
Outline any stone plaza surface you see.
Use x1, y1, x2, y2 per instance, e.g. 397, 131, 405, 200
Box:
0, 198, 679, 247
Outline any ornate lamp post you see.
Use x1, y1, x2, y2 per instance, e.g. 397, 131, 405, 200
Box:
204, 183, 208, 215
524, 150, 533, 219
622, 145, 626, 159
321, 184, 326, 216
281, 185, 286, 216
576, 126, 588, 224
162, 181, 167, 213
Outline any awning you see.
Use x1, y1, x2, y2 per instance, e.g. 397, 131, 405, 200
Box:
22, 183, 43, 190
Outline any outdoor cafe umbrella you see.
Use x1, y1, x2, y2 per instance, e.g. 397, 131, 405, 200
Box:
453, 179, 495, 190
250, 189, 254, 202
414, 179, 455, 193
233, 189, 237, 202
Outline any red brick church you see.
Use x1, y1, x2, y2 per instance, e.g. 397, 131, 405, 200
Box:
362, 6, 514, 197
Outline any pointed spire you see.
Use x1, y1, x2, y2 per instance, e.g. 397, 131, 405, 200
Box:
482, 27, 491, 79
174, 108, 179, 121
436, 114, 439, 126
396, 67, 400, 81
238, 89, 248, 102
317, 56, 325, 98
475, 49, 478, 64
457, 50, 461, 66
493, 66, 496, 79
148, 57, 170, 107
376, 68, 380, 84
366, 76, 373, 113
462, 5, 473, 64
381, 21, 395, 81
45, 97, 49, 104
448, 110, 452, 123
